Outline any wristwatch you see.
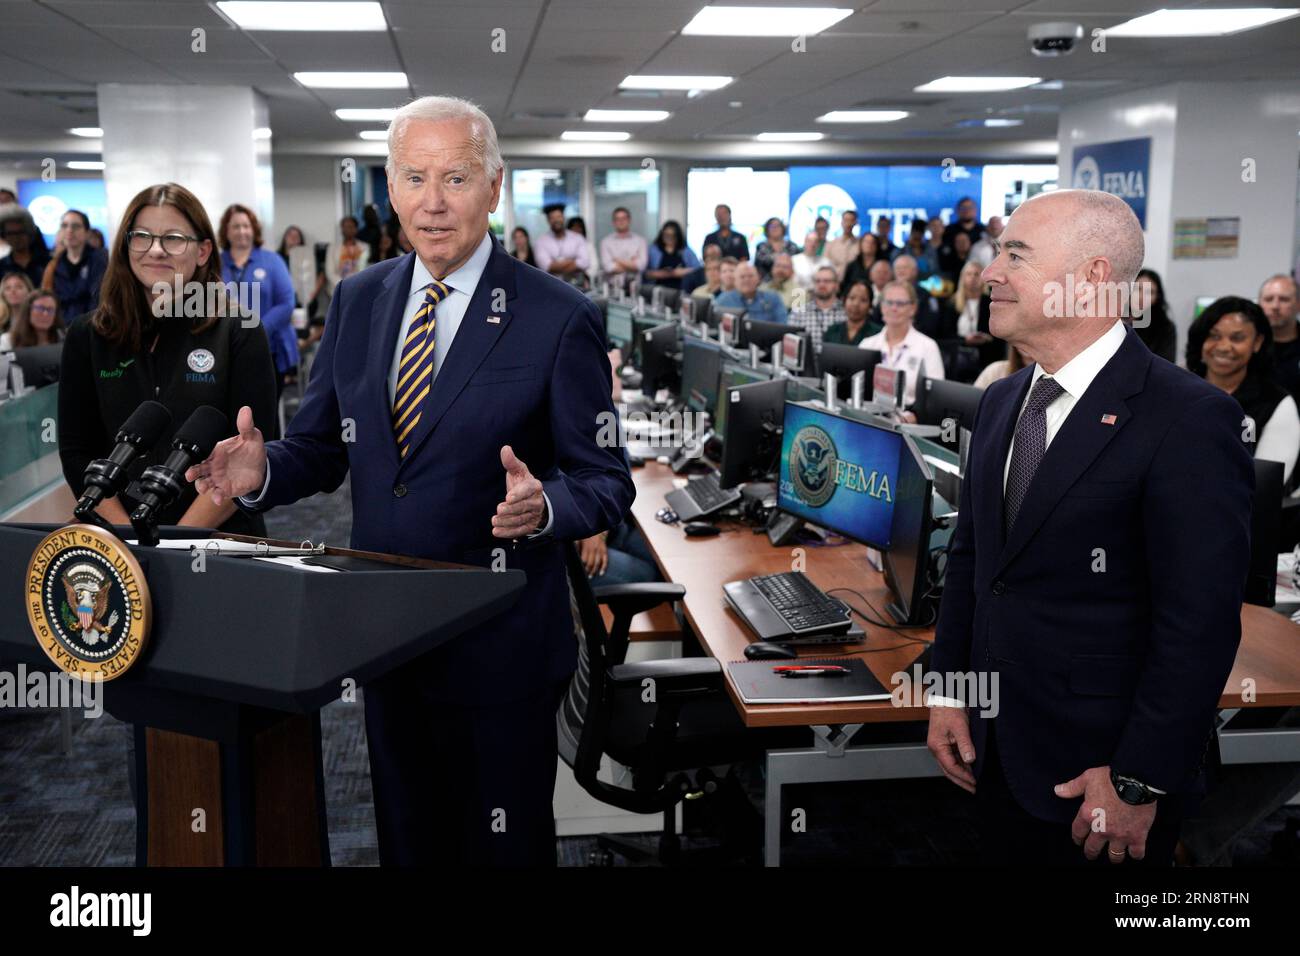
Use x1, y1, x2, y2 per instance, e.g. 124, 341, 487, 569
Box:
1110, 769, 1159, 806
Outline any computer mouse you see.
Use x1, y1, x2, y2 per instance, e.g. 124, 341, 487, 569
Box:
683, 522, 721, 537
744, 641, 798, 660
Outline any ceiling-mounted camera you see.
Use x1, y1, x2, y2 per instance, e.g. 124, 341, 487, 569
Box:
1028, 22, 1084, 56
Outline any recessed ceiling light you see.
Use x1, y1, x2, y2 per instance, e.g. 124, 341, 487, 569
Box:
358, 130, 388, 140
67, 161, 105, 171
817, 110, 909, 123
68, 127, 102, 137
756, 132, 824, 142
915, 76, 1042, 93
253, 127, 272, 139
1031, 80, 1065, 91
583, 109, 669, 123
1105, 8, 1299, 37
682, 6, 852, 36
619, 75, 734, 91
957, 118, 1024, 128
295, 72, 408, 89
562, 131, 631, 141
335, 108, 398, 121
216, 1, 387, 31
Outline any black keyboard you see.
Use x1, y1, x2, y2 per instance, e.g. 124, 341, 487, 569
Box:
750, 571, 852, 635
664, 471, 741, 521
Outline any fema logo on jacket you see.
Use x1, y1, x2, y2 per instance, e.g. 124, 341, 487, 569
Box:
186, 348, 216, 383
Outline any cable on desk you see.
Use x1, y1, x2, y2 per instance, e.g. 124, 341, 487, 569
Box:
826, 586, 938, 633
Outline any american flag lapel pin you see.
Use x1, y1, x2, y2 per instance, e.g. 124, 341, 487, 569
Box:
1100, 413, 1118, 425
486, 315, 501, 324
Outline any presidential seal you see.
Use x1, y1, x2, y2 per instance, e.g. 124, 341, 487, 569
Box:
25, 524, 150, 680
788, 424, 838, 508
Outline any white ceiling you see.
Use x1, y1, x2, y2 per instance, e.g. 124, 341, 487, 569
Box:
0, 0, 1296, 156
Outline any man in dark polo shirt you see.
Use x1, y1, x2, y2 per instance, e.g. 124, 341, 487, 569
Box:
703, 204, 749, 262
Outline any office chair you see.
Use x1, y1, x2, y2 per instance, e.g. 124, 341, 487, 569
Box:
556, 540, 795, 865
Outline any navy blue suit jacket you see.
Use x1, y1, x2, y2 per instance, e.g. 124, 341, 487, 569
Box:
251, 239, 634, 703
932, 327, 1253, 822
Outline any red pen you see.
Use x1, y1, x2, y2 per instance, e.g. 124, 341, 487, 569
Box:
773, 665, 849, 677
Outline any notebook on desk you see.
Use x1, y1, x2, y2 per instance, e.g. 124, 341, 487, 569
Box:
726, 657, 891, 704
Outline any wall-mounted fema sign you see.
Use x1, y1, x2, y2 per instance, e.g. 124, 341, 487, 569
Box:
1070, 137, 1151, 227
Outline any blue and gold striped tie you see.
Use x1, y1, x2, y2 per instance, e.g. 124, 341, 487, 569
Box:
393, 279, 449, 458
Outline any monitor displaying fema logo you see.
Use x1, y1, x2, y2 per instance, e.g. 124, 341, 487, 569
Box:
778, 403, 902, 549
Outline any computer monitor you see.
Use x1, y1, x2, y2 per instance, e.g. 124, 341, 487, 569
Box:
606, 303, 634, 354
679, 337, 724, 415
778, 401, 934, 623
715, 309, 745, 347
872, 365, 905, 411
659, 287, 681, 313
639, 322, 679, 395
914, 377, 982, 448
778, 331, 810, 375
1246, 459, 1282, 607
817, 345, 882, 400
12, 343, 63, 389
680, 295, 712, 327
719, 378, 786, 488
713, 362, 773, 438
880, 431, 936, 625
739, 317, 789, 353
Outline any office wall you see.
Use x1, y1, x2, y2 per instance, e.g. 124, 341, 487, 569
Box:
271, 155, 344, 250
1060, 81, 1300, 356
1165, 82, 1300, 330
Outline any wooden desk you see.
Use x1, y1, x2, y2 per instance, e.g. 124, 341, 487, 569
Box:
630, 462, 1300, 726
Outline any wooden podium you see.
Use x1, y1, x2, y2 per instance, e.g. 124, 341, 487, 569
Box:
1, 523, 525, 866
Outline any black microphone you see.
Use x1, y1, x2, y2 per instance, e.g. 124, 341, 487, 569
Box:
129, 405, 230, 527
74, 400, 172, 522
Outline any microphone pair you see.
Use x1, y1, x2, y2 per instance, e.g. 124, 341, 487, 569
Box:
74, 401, 230, 529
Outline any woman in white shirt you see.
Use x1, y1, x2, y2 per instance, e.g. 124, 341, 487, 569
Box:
859, 279, 945, 414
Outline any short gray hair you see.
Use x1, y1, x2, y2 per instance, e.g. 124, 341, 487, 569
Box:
386, 95, 504, 180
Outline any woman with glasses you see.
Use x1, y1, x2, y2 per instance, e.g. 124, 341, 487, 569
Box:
0, 288, 64, 351
858, 278, 946, 416
40, 209, 108, 320
57, 182, 277, 535
219, 203, 297, 397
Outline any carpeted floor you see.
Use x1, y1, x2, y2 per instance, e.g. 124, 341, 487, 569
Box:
3, 473, 1298, 867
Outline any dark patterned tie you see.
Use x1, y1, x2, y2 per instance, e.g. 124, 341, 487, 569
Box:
1004, 376, 1066, 533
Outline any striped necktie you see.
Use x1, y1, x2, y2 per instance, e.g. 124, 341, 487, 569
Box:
393, 279, 449, 458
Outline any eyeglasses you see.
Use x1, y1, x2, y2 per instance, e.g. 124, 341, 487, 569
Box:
126, 229, 200, 255
30, 303, 56, 315
60, 221, 86, 231
882, 298, 914, 308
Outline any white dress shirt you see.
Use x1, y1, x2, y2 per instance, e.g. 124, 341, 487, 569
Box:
1001, 319, 1126, 493
859, 323, 946, 407
243, 231, 553, 535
